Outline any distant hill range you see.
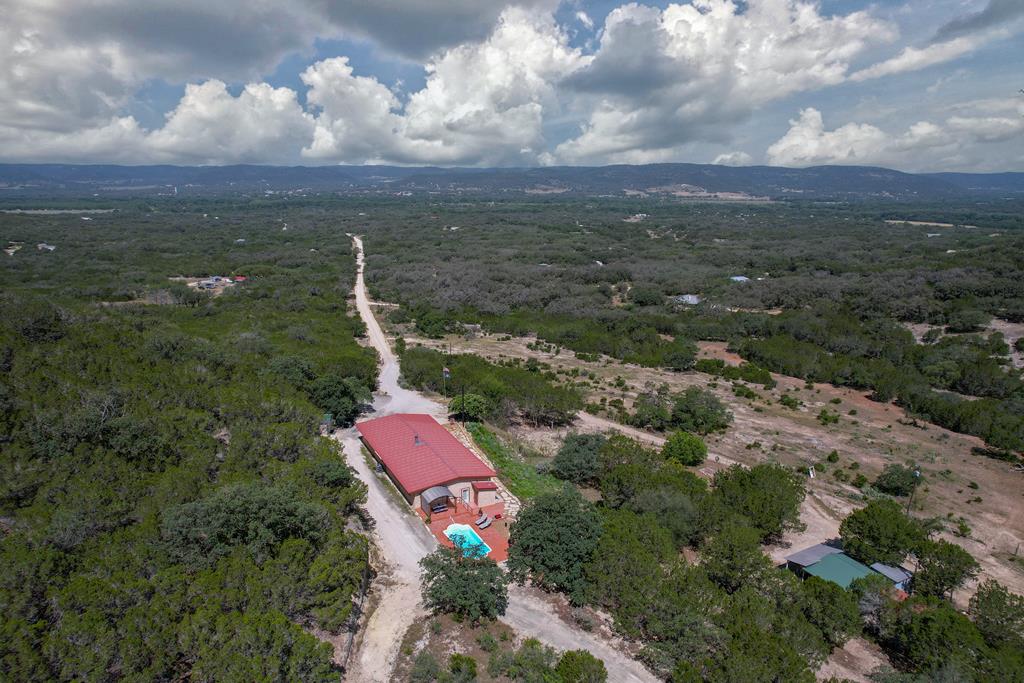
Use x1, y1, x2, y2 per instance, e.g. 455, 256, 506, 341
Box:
0, 163, 1021, 200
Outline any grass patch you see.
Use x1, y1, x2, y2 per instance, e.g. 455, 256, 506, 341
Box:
466, 422, 560, 500
361, 445, 416, 514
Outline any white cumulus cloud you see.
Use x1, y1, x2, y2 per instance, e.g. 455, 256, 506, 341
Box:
766, 103, 1024, 172
552, 0, 896, 164
713, 151, 753, 167
303, 8, 585, 165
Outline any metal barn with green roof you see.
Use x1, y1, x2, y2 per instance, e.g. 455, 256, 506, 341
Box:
804, 553, 875, 589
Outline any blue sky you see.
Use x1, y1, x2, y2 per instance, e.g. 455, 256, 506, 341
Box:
2, 0, 1021, 170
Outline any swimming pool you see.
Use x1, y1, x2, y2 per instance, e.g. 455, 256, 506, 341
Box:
443, 523, 492, 558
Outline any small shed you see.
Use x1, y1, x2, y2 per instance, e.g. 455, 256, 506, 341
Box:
421, 486, 454, 514
472, 480, 500, 507
784, 543, 843, 575
871, 562, 913, 591
805, 553, 875, 589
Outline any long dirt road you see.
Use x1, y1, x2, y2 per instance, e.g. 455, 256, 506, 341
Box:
337, 235, 655, 683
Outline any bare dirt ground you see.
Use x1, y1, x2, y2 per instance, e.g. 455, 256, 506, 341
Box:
337, 237, 657, 682
398, 331, 1024, 602
818, 637, 890, 683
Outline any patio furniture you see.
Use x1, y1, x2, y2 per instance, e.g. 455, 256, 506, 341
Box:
478, 518, 492, 530
475, 515, 491, 527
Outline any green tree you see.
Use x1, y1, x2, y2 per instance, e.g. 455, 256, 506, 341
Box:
597, 433, 658, 477
309, 375, 370, 426
879, 597, 986, 674
968, 580, 1024, 651
874, 464, 920, 497
419, 546, 508, 622
839, 500, 924, 566
448, 393, 490, 421
630, 287, 663, 306
800, 576, 861, 648
712, 464, 805, 542
551, 433, 606, 484
183, 609, 337, 683
583, 509, 673, 635
911, 540, 979, 600
669, 387, 733, 434
507, 486, 602, 600
161, 484, 329, 568
662, 338, 698, 371
701, 521, 772, 594
556, 650, 608, 683
661, 430, 707, 466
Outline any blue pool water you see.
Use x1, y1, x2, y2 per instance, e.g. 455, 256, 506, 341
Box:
443, 523, 492, 557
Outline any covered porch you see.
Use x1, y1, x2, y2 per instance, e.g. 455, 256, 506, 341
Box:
420, 485, 456, 515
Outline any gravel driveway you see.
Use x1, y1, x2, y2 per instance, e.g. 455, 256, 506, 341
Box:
339, 236, 656, 683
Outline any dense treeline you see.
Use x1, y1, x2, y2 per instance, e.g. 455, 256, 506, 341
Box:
399, 346, 583, 426
1, 204, 378, 680
361, 199, 1024, 324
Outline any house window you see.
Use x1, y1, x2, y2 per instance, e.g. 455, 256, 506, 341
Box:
461, 488, 470, 505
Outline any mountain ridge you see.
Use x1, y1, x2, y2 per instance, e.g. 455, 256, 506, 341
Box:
0, 162, 1021, 200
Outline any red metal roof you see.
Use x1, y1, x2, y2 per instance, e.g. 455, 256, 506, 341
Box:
472, 481, 498, 491
356, 414, 495, 495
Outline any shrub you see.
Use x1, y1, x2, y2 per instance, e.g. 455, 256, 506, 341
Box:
448, 653, 477, 682
661, 431, 707, 466
669, 387, 733, 434
556, 650, 609, 683
817, 409, 839, 425
448, 393, 490, 421
410, 651, 440, 683
779, 394, 801, 410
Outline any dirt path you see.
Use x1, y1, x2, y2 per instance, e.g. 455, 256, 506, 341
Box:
336, 431, 436, 682
339, 236, 656, 683
575, 411, 740, 469
351, 235, 444, 419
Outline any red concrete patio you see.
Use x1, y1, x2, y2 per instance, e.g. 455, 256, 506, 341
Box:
417, 500, 510, 563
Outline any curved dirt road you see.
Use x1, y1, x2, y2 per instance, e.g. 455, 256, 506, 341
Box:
338, 236, 655, 683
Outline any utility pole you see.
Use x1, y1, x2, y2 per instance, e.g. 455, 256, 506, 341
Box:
905, 468, 921, 515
